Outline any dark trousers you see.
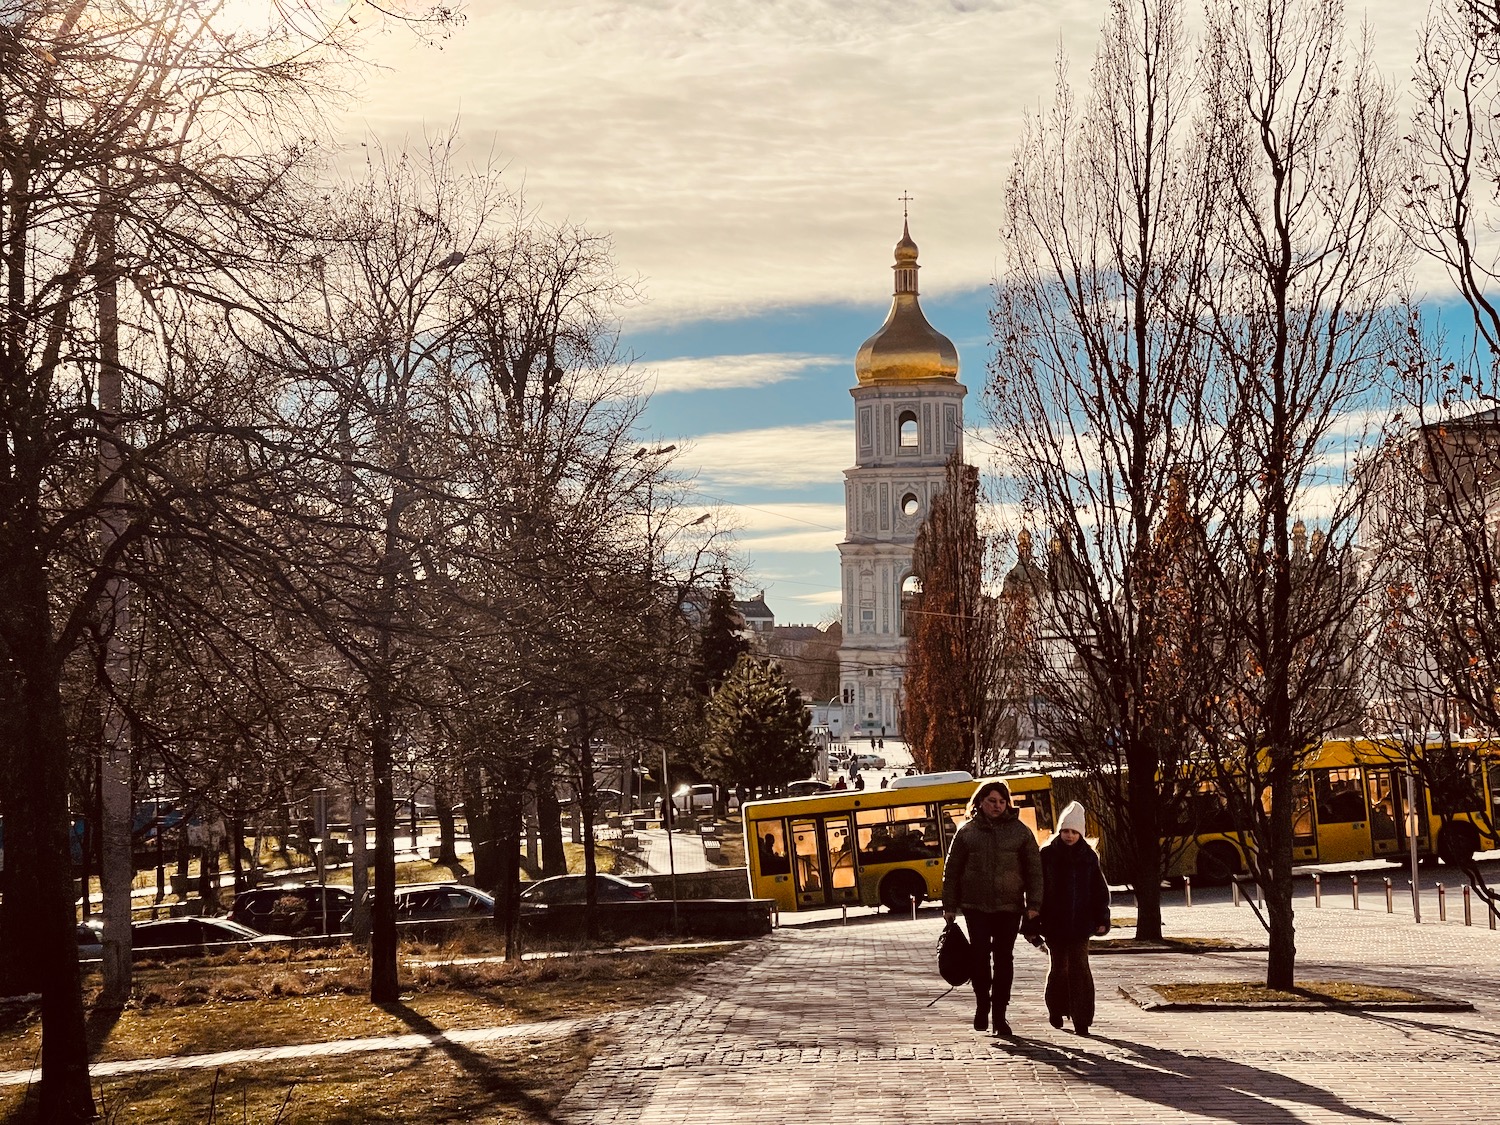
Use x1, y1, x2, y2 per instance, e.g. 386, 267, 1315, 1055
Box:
1045, 938, 1095, 1029
964, 909, 1022, 1015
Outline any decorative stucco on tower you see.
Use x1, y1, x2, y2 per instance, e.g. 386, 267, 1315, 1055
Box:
837, 220, 965, 738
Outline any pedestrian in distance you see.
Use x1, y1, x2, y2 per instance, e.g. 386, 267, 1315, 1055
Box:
853, 773, 866, 791
1036, 801, 1110, 1037
833, 776, 848, 791
941, 780, 1042, 1036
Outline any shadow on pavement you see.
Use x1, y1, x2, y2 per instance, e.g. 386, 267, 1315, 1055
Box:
991, 1032, 1399, 1125
381, 1001, 565, 1124
1338, 1007, 1500, 1047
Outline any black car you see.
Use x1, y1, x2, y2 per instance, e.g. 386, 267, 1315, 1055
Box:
133, 917, 270, 951
519, 873, 655, 907
228, 883, 354, 936
338, 882, 495, 929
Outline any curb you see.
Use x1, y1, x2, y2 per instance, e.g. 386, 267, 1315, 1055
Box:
1117, 983, 1475, 1012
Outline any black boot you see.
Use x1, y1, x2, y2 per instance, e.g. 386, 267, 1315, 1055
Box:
1048, 1012, 1064, 1029
972, 998, 987, 1032
992, 1002, 1012, 1037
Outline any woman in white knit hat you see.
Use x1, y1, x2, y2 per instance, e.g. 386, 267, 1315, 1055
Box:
1036, 800, 1111, 1036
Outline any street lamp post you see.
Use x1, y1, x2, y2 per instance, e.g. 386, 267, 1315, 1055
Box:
408, 748, 419, 855
149, 769, 166, 905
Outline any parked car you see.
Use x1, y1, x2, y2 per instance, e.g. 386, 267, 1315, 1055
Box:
228, 883, 355, 936
786, 779, 834, 797
850, 753, 886, 770
519, 873, 654, 907
132, 917, 270, 952
393, 883, 494, 922
76, 919, 103, 961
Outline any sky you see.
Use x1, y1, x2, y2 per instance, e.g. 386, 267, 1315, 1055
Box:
340, 0, 1439, 625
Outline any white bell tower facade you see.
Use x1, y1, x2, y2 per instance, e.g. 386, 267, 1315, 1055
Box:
838, 220, 966, 739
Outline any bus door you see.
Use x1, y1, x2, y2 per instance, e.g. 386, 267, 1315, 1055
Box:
1312, 767, 1372, 862
789, 815, 860, 908
1365, 769, 1402, 857
1267, 776, 1318, 862
1397, 774, 1432, 855
822, 814, 860, 905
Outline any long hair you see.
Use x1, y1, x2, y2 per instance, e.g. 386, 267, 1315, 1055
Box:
966, 780, 1011, 819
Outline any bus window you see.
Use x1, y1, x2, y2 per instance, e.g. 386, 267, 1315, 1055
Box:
1314, 767, 1367, 823
939, 800, 968, 848
1013, 789, 1054, 832
855, 805, 940, 864
753, 819, 789, 876
1263, 778, 1316, 848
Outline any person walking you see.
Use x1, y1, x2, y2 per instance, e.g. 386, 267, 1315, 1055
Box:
1037, 801, 1111, 1036
941, 780, 1042, 1036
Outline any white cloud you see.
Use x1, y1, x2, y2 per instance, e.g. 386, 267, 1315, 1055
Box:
348, 0, 1430, 326
688, 420, 852, 490
647, 353, 842, 394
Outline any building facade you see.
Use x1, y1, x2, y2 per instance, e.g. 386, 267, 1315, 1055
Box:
837, 221, 966, 738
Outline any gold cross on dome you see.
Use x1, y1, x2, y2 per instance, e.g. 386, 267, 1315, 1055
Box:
899, 191, 914, 219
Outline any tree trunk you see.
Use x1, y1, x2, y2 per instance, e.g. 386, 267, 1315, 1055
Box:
1264, 763, 1297, 989
433, 775, 458, 866
536, 785, 566, 877
369, 680, 399, 1003
495, 790, 523, 961
461, 764, 499, 892
349, 768, 370, 942
1127, 743, 1164, 942
96, 177, 135, 1007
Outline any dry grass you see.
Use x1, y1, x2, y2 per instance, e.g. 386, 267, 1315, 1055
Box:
1152, 979, 1437, 1004
1095, 935, 1241, 951
1, 948, 721, 1123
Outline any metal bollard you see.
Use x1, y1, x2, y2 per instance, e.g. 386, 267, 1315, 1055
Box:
910, 894, 917, 922
772, 904, 779, 929
1184, 875, 1192, 908
1351, 874, 1359, 910
842, 903, 848, 926
1232, 878, 1241, 907
1313, 872, 1321, 907
1411, 880, 1422, 925
1438, 884, 1446, 922
1385, 877, 1393, 913
1491, 903, 1497, 930
1464, 885, 1472, 926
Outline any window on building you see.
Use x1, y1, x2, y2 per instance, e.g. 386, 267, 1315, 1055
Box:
901, 492, 919, 517
898, 410, 918, 449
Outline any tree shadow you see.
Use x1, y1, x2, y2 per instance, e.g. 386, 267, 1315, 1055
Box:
991, 1032, 1399, 1124
1336, 1007, 1500, 1047
381, 1001, 566, 1124
85, 1001, 124, 1058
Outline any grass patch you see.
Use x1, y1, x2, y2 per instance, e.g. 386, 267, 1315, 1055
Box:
1153, 980, 1437, 1004
5, 1025, 597, 1124
1095, 935, 1241, 951
2, 945, 725, 1123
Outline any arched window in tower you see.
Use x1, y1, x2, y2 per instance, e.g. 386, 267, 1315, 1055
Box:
900, 492, 920, 518
898, 410, 918, 449
900, 573, 923, 636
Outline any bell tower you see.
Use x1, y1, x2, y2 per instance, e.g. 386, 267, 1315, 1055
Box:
837, 217, 966, 739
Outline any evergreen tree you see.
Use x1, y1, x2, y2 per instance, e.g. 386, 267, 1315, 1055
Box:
696, 567, 749, 695
703, 655, 813, 791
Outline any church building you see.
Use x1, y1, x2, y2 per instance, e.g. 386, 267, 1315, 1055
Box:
837, 219, 966, 738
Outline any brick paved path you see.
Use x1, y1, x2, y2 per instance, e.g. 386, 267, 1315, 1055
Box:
559, 898, 1500, 1124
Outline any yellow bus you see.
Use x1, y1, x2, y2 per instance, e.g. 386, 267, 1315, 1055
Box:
742, 772, 1055, 913
1159, 737, 1497, 881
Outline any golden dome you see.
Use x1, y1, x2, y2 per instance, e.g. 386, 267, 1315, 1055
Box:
854, 220, 959, 386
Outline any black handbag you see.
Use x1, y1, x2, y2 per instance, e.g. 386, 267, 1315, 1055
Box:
937, 919, 971, 986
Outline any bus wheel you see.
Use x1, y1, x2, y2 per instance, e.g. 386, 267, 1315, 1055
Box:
1195, 842, 1242, 885
1438, 821, 1481, 867
879, 871, 926, 913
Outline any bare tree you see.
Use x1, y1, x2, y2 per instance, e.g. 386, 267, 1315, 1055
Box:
987, 0, 1217, 940
1193, 0, 1406, 988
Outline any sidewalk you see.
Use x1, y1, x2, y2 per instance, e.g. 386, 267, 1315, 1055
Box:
557, 896, 1500, 1123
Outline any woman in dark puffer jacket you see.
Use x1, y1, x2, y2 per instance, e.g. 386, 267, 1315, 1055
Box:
1037, 801, 1111, 1036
